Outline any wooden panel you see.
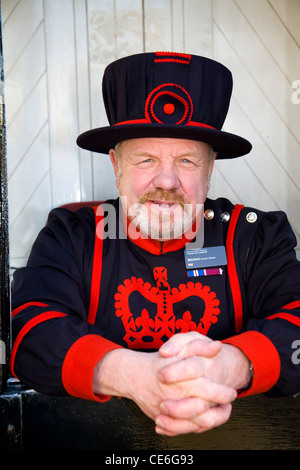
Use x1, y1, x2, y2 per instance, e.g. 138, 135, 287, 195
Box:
9, 174, 52, 266
210, 0, 300, 247
1, 0, 19, 21
4, 23, 45, 126
6, 71, 48, 178
144, 0, 172, 51
2, 0, 300, 266
16, 392, 300, 450
43, 0, 81, 207
9, 125, 50, 225
2, 0, 43, 74
74, 0, 93, 201
170, 0, 184, 52
237, 0, 300, 81
270, 0, 300, 47
3, 0, 50, 267
87, 0, 144, 202
183, 0, 212, 56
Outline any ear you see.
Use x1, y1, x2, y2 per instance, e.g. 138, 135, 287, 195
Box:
109, 149, 120, 188
209, 152, 216, 179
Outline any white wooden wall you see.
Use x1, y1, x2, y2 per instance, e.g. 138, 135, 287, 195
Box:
2, 0, 300, 268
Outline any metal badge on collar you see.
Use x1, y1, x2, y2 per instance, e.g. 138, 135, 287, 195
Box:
221, 212, 230, 222
204, 209, 214, 220
246, 212, 257, 223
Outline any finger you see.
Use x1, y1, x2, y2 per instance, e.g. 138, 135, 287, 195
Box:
160, 377, 237, 405
197, 403, 232, 429
159, 332, 209, 357
155, 403, 232, 436
159, 357, 234, 399
155, 418, 201, 436
160, 333, 221, 359
180, 338, 222, 359
160, 397, 212, 419
159, 356, 205, 383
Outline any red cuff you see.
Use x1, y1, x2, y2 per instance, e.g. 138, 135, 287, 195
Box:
62, 335, 122, 402
222, 331, 281, 397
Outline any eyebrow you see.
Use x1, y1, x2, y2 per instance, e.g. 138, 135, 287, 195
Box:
133, 151, 204, 159
133, 152, 156, 157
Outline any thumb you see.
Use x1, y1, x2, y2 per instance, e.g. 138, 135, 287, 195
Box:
159, 332, 221, 358
180, 338, 222, 359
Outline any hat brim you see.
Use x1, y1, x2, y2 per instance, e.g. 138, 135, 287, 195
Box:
76, 123, 252, 159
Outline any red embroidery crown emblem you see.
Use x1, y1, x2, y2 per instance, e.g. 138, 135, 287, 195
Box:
114, 267, 220, 349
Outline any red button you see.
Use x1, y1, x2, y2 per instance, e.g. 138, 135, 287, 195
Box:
163, 103, 175, 115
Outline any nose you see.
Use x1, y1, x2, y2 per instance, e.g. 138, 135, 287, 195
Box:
153, 163, 180, 190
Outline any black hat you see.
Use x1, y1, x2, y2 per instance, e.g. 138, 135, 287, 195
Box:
77, 52, 252, 159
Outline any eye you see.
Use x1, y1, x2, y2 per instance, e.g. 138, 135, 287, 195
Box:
179, 157, 196, 167
136, 157, 155, 168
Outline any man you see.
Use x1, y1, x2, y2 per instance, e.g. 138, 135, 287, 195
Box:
10, 52, 300, 437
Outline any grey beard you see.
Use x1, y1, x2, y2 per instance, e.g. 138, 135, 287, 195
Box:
135, 203, 193, 240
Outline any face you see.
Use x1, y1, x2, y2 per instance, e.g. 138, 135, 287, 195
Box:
109, 137, 215, 240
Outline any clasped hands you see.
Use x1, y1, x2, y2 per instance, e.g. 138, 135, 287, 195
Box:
152, 331, 242, 436
95, 331, 251, 437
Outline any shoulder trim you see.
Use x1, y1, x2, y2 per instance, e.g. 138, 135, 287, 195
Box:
226, 204, 244, 333
11, 301, 49, 318
87, 205, 105, 325
10, 311, 67, 377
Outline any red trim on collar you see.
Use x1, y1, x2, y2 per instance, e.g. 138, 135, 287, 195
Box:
128, 232, 188, 255
125, 212, 202, 255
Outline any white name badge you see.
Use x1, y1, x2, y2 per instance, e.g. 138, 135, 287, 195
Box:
184, 245, 227, 270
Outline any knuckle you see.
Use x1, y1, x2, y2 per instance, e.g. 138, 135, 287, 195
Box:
184, 357, 197, 377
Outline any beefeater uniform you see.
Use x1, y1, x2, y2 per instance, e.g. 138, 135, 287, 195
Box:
10, 196, 300, 400
9, 52, 300, 401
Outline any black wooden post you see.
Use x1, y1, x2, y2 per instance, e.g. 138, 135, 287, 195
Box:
0, 2, 10, 393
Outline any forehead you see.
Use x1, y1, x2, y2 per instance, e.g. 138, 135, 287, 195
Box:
118, 137, 210, 157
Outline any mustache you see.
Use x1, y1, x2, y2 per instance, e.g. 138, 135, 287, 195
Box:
138, 189, 186, 208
